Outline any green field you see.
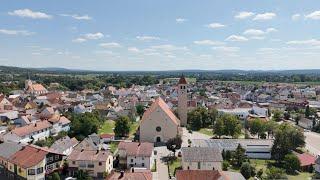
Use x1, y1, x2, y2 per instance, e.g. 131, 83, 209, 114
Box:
98, 120, 115, 134
197, 128, 214, 136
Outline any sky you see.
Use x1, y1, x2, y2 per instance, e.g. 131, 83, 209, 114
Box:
1, 0, 320, 71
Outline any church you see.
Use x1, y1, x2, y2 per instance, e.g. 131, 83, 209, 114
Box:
139, 76, 188, 143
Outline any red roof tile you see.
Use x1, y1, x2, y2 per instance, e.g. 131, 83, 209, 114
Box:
141, 97, 180, 126
297, 153, 316, 167
176, 170, 229, 180
178, 76, 187, 84
9, 145, 48, 168
118, 142, 153, 157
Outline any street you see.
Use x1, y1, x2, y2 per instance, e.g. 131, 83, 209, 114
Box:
304, 131, 320, 156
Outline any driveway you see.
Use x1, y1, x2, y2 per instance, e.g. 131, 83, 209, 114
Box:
304, 131, 320, 156
181, 127, 211, 147
152, 146, 170, 180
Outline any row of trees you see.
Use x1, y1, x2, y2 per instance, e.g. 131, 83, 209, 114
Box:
187, 107, 242, 138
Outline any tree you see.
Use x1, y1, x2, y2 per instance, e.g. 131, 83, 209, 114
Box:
284, 111, 291, 120
136, 104, 145, 117
225, 150, 232, 161
114, 116, 130, 137
208, 108, 218, 125
295, 114, 302, 125
166, 135, 182, 156
222, 161, 229, 171
188, 110, 202, 131
272, 110, 283, 122
266, 167, 287, 180
265, 120, 278, 138
76, 170, 92, 180
257, 168, 263, 179
271, 123, 305, 160
248, 118, 266, 138
240, 162, 252, 179
48, 172, 60, 180
284, 154, 301, 174
222, 114, 242, 138
214, 118, 225, 138
305, 105, 310, 118
233, 144, 246, 167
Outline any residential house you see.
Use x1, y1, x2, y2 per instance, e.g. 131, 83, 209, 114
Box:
0, 142, 25, 177
107, 171, 152, 180
118, 142, 154, 170
8, 145, 65, 180
3, 120, 52, 143
296, 153, 316, 171
50, 136, 79, 156
181, 147, 223, 171
139, 97, 181, 143
175, 170, 245, 180
67, 149, 113, 178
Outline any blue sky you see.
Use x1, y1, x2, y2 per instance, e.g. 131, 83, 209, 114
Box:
1, 0, 320, 71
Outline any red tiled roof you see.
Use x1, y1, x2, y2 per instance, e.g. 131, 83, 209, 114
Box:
107, 172, 152, 180
141, 97, 180, 125
9, 145, 48, 168
118, 142, 153, 157
297, 153, 316, 167
67, 150, 111, 161
178, 76, 187, 84
100, 133, 114, 139
12, 120, 52, 137
176, 170, 229, 180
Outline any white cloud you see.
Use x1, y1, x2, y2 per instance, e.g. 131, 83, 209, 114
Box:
128, 47, 140, 53
292, 14, 301, 21
225, 35, 248, 42
193, 40, 225, 46
242, 28, 277, 40
212, 46, 240, 52
136, 36, 160, 41
305, 11, 320, 20
60, 14, 92, 20
176, 18, 187, 23
0, 29, 34, 36
151, 44, 188, 51
207, 23, 226, 29
8, 9, 52, 19
266, 28, 277, 33
253, 12, 276, 20
72, 38, 87, 43
99, 42, 121, 48
243, 29, 265, 36
286, 39, 320, 46
85, 32, 104, 40
234, 11, 255, 19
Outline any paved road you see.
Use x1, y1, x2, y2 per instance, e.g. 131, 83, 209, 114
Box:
304, 131, 320, 156
181, 127, 211, 147
152, 146, 170, 180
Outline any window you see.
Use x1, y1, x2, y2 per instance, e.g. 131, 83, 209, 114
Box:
197, 162, 201, 169
142, 163, 145, 167
99, 162, 102, 166
156, 126, 161, 132
37, 167, 43, 174
28, 169, 35, 175
55, 155, 59, 160
131, 159, 133, 163
72, 161, 75, 165
142, 157, 144, 160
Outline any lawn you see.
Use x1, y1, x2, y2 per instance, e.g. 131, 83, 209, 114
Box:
98, 120, 115, 134
168, 157, 182, 177
287, 172, 313, 180
198, 128, 213, 136
129, 121, 139, 137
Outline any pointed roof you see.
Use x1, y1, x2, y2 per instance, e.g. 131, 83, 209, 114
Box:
178, 75, 187, 84
141, 97, 180, 125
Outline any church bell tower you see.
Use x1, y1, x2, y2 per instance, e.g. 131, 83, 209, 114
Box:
177, 75, 188, 126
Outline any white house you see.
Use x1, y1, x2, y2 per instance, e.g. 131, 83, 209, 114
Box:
118, 142, 154, 170
3, 120, 52, 143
